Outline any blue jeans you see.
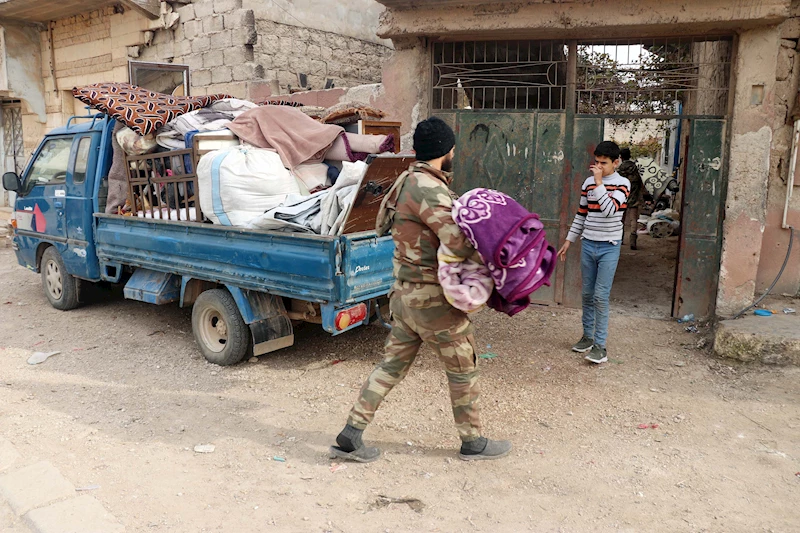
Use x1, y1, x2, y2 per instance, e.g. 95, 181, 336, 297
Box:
580, 239, 621, 348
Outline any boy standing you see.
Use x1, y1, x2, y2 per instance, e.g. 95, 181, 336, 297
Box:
557, 141, 630, 364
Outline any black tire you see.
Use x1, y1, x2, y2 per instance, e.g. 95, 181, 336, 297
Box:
191, 289, 250, 366
41, 247, 80, 311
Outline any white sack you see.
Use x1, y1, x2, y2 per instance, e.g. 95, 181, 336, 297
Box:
197, 146, 301, 226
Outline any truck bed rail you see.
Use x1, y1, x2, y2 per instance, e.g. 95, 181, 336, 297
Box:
125, 149, 204, 222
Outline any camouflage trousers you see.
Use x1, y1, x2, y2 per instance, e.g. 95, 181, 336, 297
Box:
347, 282, 482, 442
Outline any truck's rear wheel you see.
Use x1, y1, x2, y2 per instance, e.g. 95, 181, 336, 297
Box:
192, 289, 250, 366
41, 247, 80, 310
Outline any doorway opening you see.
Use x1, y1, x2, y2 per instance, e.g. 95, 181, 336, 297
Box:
606, 117, 687, 317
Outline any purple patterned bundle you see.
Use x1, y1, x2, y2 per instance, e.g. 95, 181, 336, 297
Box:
452, 188, 556, 316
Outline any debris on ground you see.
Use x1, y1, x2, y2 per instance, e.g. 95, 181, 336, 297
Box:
685, 325, 699, 333
75, 484, 101, 491
193, 444, 215, 453
637, 423, 660, 429
272, 456, 286, 462
27, 351, 60, 365
370, 495, 425, 513
783, 308, 796, 314
478, 353, 498, 360
329, 463, 347, 473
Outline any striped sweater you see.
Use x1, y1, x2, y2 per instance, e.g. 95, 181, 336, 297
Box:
566, 172, 631, 243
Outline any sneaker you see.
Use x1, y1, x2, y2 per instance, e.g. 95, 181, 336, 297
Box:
459, 439, 513, 461
585, 345, 608, 364
571, 335, 594, 353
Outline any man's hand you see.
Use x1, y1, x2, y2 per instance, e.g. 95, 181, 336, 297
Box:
557, 241, 571, 262
590, 163, 603, 186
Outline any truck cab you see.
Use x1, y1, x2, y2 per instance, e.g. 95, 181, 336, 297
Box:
3, 114, 113, 301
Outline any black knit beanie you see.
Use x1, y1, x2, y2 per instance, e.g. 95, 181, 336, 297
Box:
413, 117, 456, 162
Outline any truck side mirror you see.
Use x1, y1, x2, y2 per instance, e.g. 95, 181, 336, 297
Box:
2, 172, 20, 192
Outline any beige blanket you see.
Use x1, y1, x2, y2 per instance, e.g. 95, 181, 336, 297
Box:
227, 106, 343, 170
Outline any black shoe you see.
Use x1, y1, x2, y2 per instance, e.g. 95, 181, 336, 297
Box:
329, 445, 381, 463
459, 438, 512, 461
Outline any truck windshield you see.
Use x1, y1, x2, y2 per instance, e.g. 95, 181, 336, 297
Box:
21, 137, 73, 195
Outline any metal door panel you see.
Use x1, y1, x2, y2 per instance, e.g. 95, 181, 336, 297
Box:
453, 112, 537, 203
674, 119, 726, 318
561, 116, 604, 308
530, 112, 567, 304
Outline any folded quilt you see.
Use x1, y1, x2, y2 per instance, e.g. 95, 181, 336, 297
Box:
73, 82, 231, 136
437, 245, 494, 313
156, 98, 256, 150
227, 105, 344, 170
452, 188, 556, 317
245, 191, 326, 233
319, 161, 367, 235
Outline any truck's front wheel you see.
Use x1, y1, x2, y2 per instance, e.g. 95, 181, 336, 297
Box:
41, 247, 80, 311
192, 289, 250, 366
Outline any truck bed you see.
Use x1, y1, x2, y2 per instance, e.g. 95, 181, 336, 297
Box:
95, 214, 395, 305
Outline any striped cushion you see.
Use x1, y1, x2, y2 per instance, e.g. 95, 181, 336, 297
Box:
73, 82, 231, 136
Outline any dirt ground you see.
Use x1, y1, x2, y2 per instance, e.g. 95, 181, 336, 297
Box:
0, 246, 798, 533
612, 234, 678, 318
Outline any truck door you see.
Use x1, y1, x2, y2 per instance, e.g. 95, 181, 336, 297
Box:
15, 134, 98, 278
65, 134, 101, 279
15, 136, 73, 268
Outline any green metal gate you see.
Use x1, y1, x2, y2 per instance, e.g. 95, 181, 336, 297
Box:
673, 119, 727, 318
433, 38, 732, 317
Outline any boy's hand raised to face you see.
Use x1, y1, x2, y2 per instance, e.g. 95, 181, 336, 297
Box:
590, 163, 604, 186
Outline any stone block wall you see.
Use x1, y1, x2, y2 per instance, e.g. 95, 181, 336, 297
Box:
136, 0, 390, 99
253, 19, 389, 94
21, 0, 390, 152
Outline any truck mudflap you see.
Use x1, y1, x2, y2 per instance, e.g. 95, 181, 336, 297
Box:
225, 286, 294, 356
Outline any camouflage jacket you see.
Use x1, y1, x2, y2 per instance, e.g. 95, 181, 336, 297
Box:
617, 160, 644, 208
376, 162, 474, 285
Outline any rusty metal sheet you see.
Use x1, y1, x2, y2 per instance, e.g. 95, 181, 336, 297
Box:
560, 116, 604, 308
530, 112, 567, 304
674, 119, 726, 319
452, 112, 537, 205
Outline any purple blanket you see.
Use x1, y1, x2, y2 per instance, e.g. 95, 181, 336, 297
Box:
452, 188, 556, 316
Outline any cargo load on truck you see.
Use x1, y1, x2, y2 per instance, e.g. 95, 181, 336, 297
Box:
73, 82, 400, 235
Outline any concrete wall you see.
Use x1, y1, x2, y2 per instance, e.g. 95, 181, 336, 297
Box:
0, 21, 47, 162
1, 23, 46, 123
754, 17, 800, 299
377, 0, 790, 40
242, 0, 390, 46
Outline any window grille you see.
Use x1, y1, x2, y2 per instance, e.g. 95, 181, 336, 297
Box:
432, 40, 568, 111
576, 37, 733, 116
432, 37, 733, 116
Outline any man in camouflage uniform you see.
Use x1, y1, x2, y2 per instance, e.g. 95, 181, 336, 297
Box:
617, 148, 644, 250
330, 117, 512, 463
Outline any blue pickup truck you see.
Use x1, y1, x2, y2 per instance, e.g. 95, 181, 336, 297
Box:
2, 113, 407, 365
